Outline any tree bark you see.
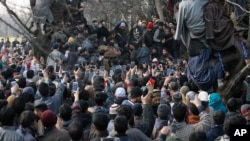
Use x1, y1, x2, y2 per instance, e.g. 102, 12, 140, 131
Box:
247, 0, 250, 47
155, 0, 164, 21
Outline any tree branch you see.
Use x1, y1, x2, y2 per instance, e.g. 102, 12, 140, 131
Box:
225, 0, 250, 14
0, 1, 34, 35
0, 17, 31, 38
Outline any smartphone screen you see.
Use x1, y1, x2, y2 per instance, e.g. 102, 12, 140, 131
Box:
187, 92, 195, 100
100, 137, 120, 141
74, 64, 79, 71
149, 77, 156, 86
11, 81, 17, 88
72, 82, 78, 91
99, 66, 105, 76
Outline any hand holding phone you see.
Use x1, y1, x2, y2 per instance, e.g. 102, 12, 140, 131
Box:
11, 81, 17, 88
72, 82, 78, 92
187, 91, 195, 101
149, 77, 156, 86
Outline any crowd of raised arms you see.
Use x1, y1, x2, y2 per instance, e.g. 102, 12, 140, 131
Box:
0, 0, 250, 141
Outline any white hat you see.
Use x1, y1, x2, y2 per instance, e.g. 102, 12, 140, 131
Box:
109, 104, 120, 115
152, 58, 158, 62
115, 87, 126, 98
120, 22, 126, 27
198, 91, 209, 102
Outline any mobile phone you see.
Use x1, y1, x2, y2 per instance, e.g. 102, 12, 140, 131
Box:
11, 81, 17, 88
141, 86, 148, 96
99, 66, 105, 76
72, 82, 78, 91
149, 77, 156, 86
74, 64, 79, 71
100, 137, 120, 141
187, 92, 195, 100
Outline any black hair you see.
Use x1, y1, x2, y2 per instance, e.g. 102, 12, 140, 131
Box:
226, 97, 239, 112
35, 103, 48, 112
22, 92, 35, 103
39, 82, 49, 97
112, 69, 123, 84
224, 114, 246, 136
79, 100, 89, 113
79, 87, 89, 101
130, 86, 142, 99
12, 96, 26, 115
0, 106, 15, 126
189, 131, 207, 141
213, 110, 225, 125
46, 65, 54, 74
48, 82, 56, 96
20, 110, 36, 128
114, 115, 128, 134
117, 105, 134, 127
94, 92, 108, 106
59, 104, 72, 121
17, 77, 27, 88
48, 73, 57, 81
27, 70, 35, 79
93, 112, 109, 131
68, 122, 83, 141
187, 103, 199, 116
93, 76, 105, 91
172, 102, 187, 122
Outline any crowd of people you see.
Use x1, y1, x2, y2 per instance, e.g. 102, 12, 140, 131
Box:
0, 0, 250, 141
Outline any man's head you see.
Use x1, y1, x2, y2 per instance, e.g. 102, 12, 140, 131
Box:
213, 110, 225, 125
151, 90, 161, 106
0, 106, 15, 126
68, 122, 83, 141
94, 92, 108, 106
117, 105, 133, 124
172, 102, 187, 122
20, 110, 36, 128
34, 101, 48, 118
147, 22, 154, 31
130, 86, 142, 102
189, 131, 207, 141
114, 115, 128, 134
26, 70, 35, 79
40, 110, 57, 128
93, 112, 109, 132
59, 104, 72, 121
38, 82, 49, 97
223, 114, 246, 136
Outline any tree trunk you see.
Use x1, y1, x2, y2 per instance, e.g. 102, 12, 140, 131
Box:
155, 0, 164, 21
247, 0, 250, 47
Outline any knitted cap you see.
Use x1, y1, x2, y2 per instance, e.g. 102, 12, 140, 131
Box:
172, 93, 182, 103
40, 110, 57, 128
115, 87, 126, 98
22, 86, 35, 96
120, 22, 126, 27
109, 104, 120, 115
157, 104, 170, 119
147, 22, 154, 29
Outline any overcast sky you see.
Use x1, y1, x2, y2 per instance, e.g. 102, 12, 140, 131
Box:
0, 0, 31, 37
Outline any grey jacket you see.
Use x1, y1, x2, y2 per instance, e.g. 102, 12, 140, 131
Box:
35, 83, 65, 114
46, 49, 67, 67
0, 126, 25, 141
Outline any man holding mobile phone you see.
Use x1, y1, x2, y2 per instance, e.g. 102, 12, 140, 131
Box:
10, 81, 20, 96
